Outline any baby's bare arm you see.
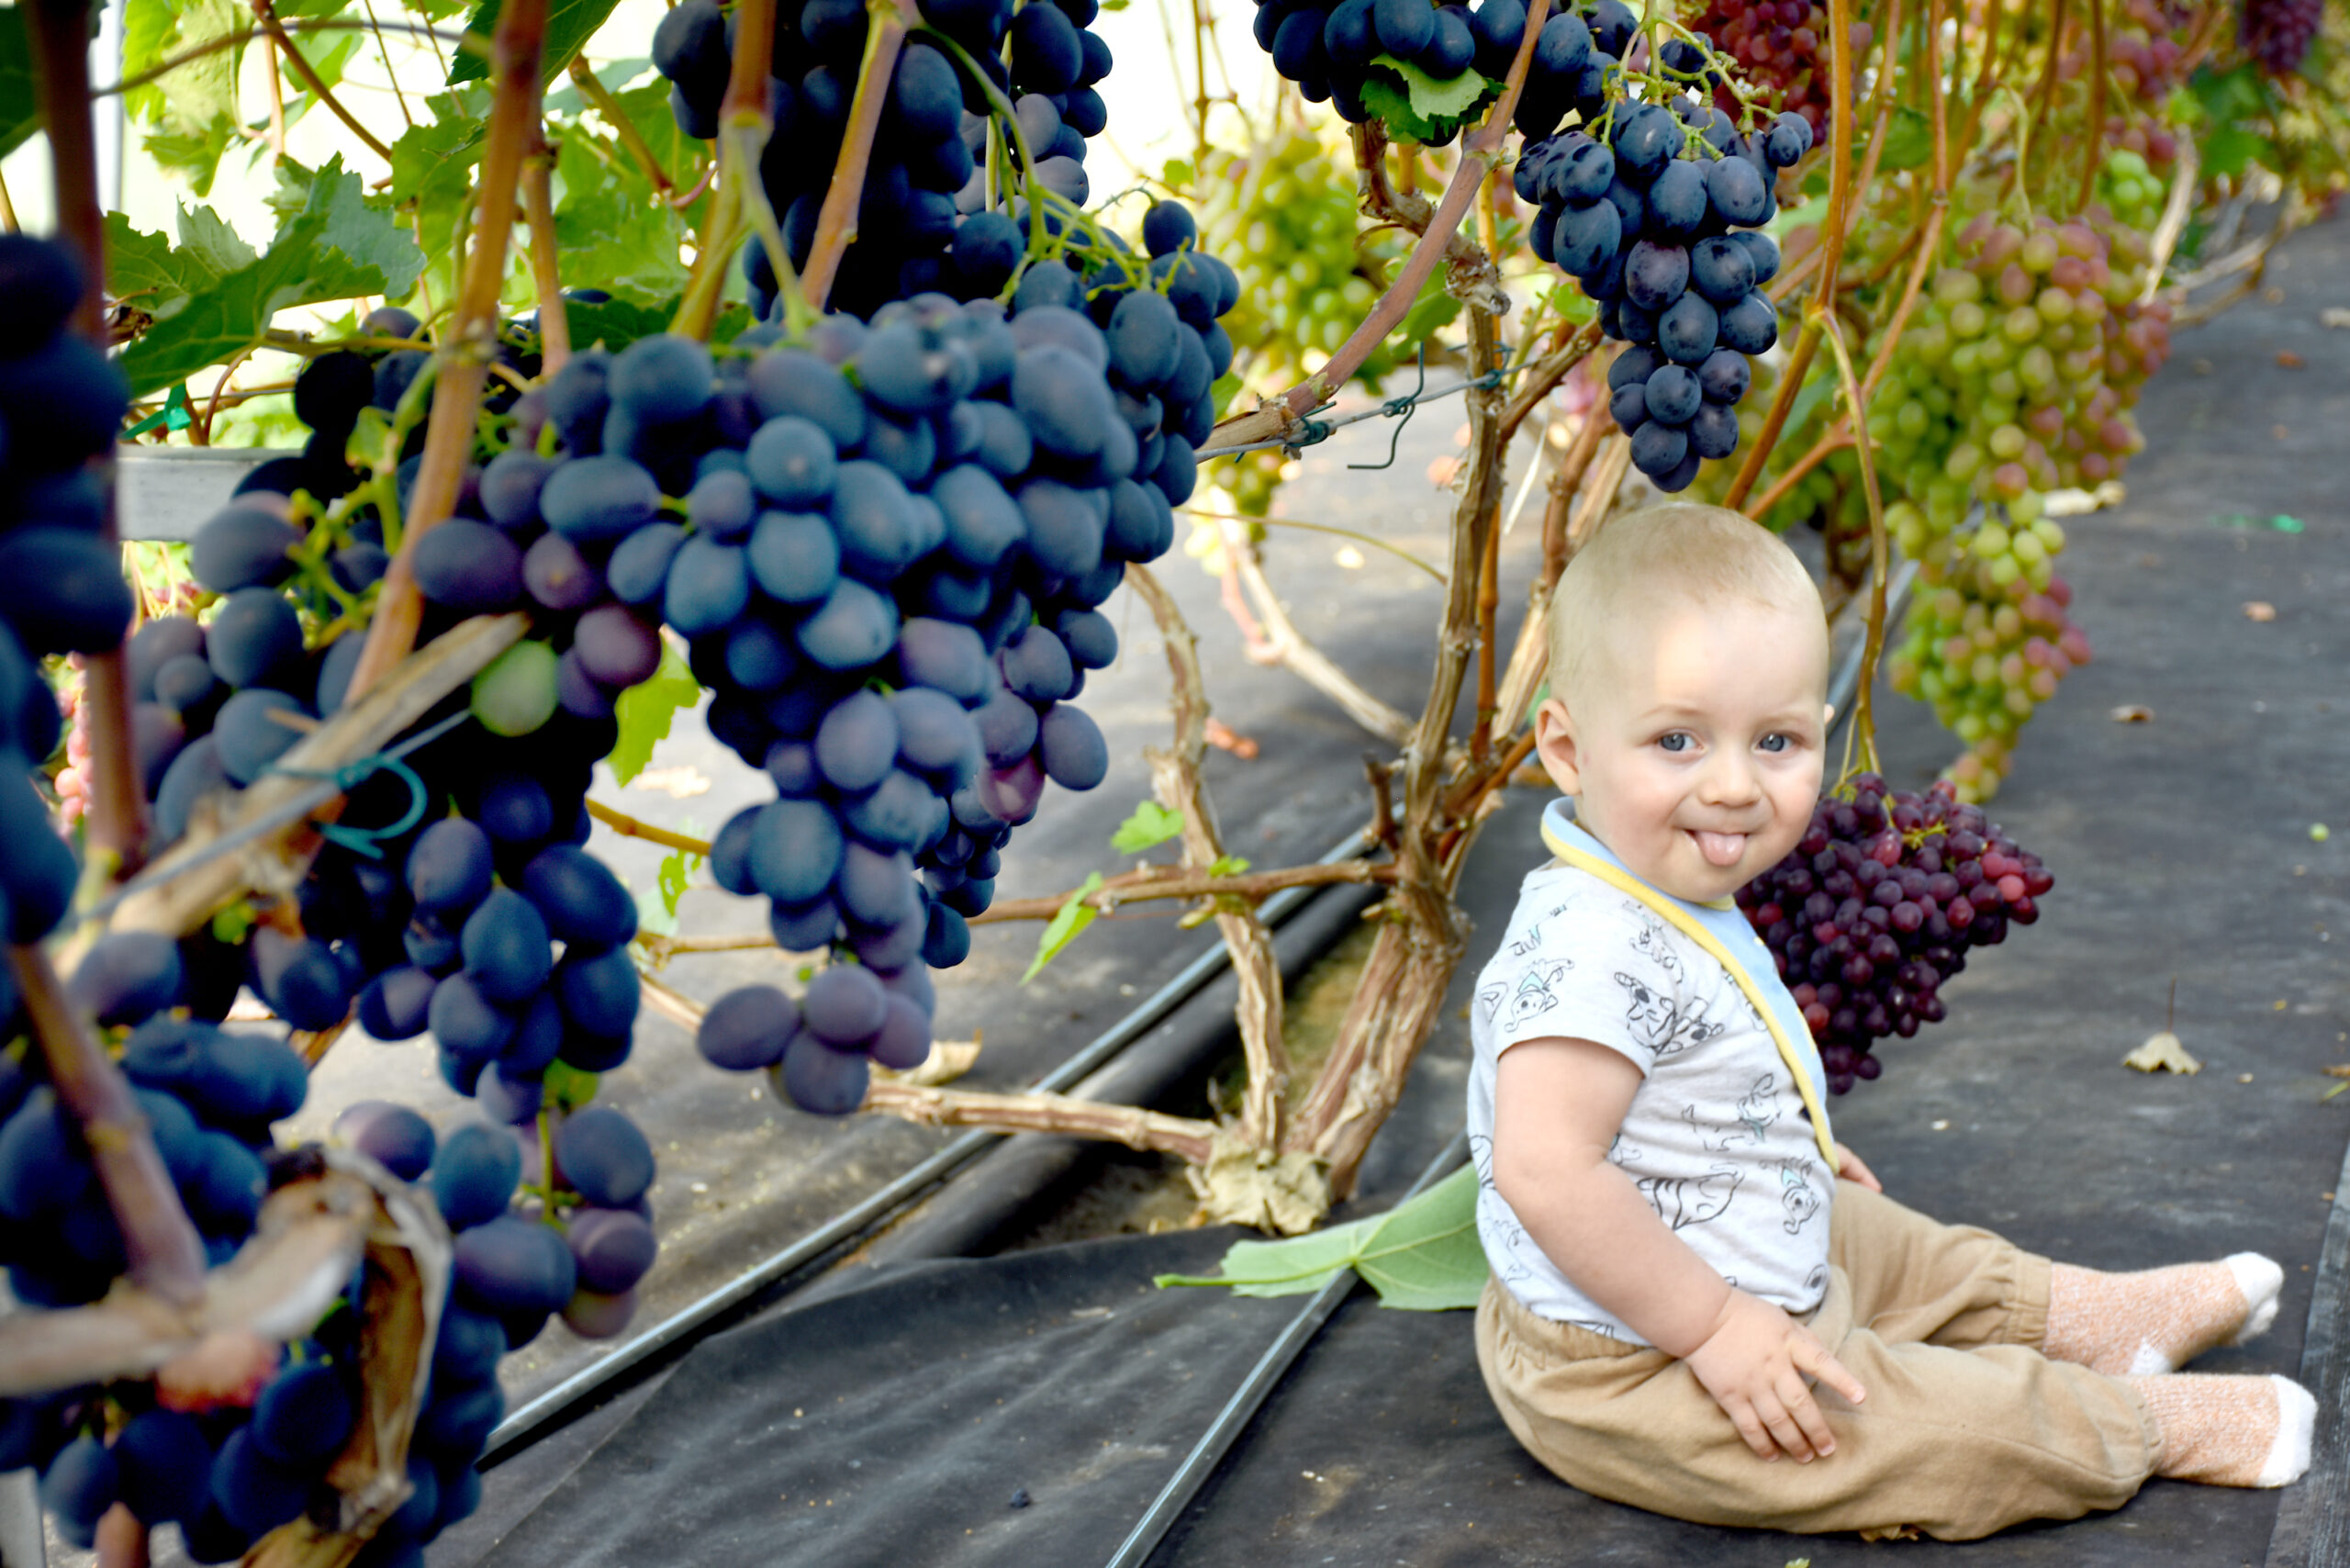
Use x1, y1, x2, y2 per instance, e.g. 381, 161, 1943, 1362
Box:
1492, 1038, 1865, 1462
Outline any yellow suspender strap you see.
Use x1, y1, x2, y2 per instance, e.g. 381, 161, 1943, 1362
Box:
1541, 826, 1839, 1165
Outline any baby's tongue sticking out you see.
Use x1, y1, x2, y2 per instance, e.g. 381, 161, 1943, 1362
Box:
1693, 830, 1747, 867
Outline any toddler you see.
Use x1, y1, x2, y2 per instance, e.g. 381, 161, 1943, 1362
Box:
1467, 501, 2312, 1540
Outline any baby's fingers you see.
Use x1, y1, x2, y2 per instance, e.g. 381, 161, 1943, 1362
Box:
1793, 1337, 1868, 1406
1775, 1370, 1838, 1461
1722, 1395, 1782, 1462
1757, 1390, 1820, 1463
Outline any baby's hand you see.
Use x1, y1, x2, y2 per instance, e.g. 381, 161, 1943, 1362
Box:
1683, 1288, 1866, 1463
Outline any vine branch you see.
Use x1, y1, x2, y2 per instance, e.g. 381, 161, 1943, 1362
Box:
801, 0, 915, 308
344, 0, 547, 704
250, 0, 395, 163
1209, 0, 1554, 452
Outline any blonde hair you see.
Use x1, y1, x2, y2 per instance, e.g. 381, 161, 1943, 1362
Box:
1546, 502, 1825, 714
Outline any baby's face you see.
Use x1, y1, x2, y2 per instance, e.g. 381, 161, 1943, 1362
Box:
1538, 598, 1830, 903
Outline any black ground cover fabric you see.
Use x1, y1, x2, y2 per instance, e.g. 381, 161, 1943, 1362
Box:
460, 216, 2350, 1568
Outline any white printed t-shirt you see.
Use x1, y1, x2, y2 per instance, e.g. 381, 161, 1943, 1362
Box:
1465, 800, 1836, 1344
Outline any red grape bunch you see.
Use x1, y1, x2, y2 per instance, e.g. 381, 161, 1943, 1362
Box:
1688, 0, 1874, 139
2241, 0, 2322, 74
1736, 773, 2053, 1092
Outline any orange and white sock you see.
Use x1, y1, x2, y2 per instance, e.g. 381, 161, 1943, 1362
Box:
2043, 1254, 2283, 1376
2125, 1372, 2315, 1488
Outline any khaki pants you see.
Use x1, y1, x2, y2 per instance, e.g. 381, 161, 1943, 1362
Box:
1475, 1181, 2165, 1540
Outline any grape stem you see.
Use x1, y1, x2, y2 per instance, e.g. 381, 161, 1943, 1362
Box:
1208, 0, 1554, 454
522, 97, 571, 374
1125, 563, 1290, 1150
94, 17, 464, 99
2074, 0, 2108, 217
343, 0, 547, 705
249, 0, 396, 164
585, 800, 713, 856
1814, 308, 1889, 782
566, 55, 675, 196
801, 0, 918, 309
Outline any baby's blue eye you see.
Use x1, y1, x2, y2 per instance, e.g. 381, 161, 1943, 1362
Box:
1760, 734, 1789, 753
1659, 733, 1691, 753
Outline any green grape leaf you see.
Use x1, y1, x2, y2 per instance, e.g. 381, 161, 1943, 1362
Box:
1360, 55, 1496, 144
105, 208, 238, 322
609, 637, 703, 786
447, 0, 624, 85
564, 293, 754, 352
0, 7, 37, 161
1206, 854, 1250, 879
1394, 274, 1461, 345
551, 136, 692, 302
1024, 872, 1104, 984
141, 111, 240, 197
1870, 106, 1932, 173
2199, 125, 2277, 181
1155, 1163, 1486, 1310
1111, 801, 1185, 855
117, 158, 424, 396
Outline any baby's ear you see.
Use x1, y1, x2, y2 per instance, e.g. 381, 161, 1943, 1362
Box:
1533, 697, 1584, 795
1821, 700, 1837, 728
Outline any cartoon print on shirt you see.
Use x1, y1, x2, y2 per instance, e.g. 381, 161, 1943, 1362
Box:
1636, 1165, 1742, 1230
1607, 1130, 1647, 1166
1768, 1157, 1825, 1234
1613, 971, 1729, 1059
1682, 1072, 1781, 1151
1628, 910, 1685, 981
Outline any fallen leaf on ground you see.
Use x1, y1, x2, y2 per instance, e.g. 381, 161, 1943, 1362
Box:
2110, 704, 2155, 722
630, 765, 711, 799
2277, 350, 2305, 368
2124, 1031, 2201, 1075
2244, 600, 2277, 622
1205, 717, 1260, 759
2322, 1065, 2350, 1078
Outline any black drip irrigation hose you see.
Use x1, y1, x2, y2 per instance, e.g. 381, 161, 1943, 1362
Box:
480, 825, 1378, 1467
1102, 1127, 1474, 1568
480, 561, 1919, 1473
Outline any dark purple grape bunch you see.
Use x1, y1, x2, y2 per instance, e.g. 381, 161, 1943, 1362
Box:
1248, 0, 1643, 140
0, 234, 133, 947
1522, 94, 1812, 491
0, 934, 300, 1311
1736, 774, 2054, 1092
345, 817, 646, 1126
676, 217, 1224, 1114
0, 934, 505, 1558
2240, 0, 2322, 74
654, 0, 1117, 318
